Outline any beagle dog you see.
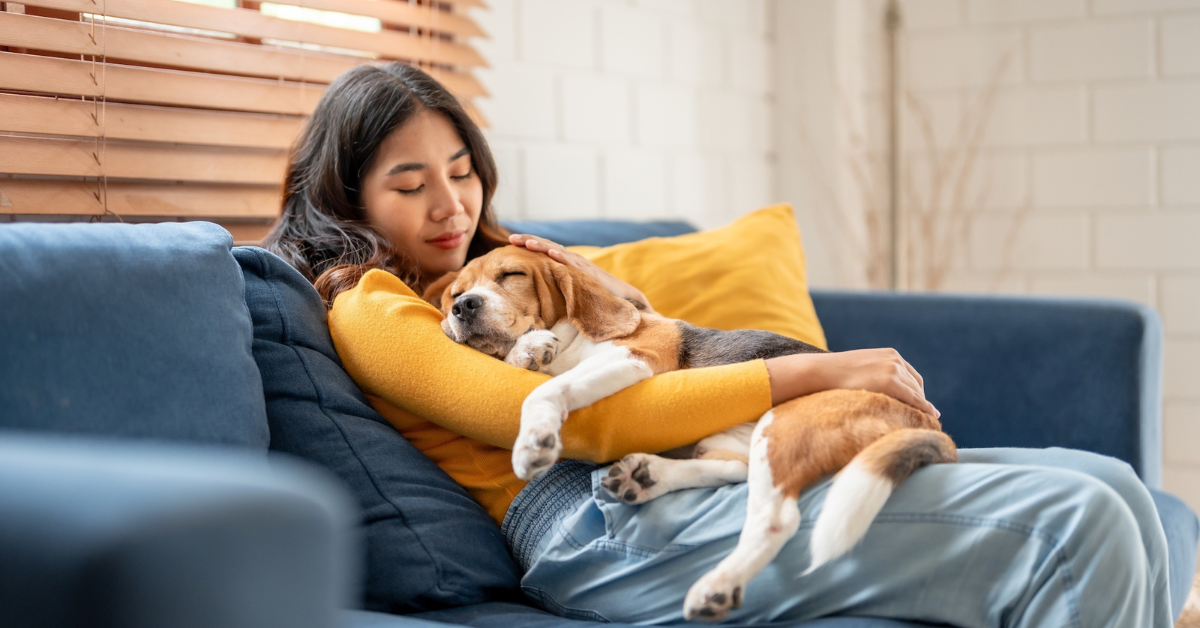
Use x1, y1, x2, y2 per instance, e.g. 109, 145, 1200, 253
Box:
424, 245, 956, 622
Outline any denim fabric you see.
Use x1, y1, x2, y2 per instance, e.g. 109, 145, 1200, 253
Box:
234, 247, 522, 613
0, 222, 267, 448
411, 601, 938, 628
514, 449, 1174, 627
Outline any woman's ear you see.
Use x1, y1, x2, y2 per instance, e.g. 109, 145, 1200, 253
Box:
421, 270, 460, 311
550, 264, 640, 342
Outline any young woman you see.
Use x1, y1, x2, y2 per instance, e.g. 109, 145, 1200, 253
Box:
264, 62, 1173, 627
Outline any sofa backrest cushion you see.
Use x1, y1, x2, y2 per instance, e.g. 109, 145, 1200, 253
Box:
501, 218, 696, 247
233, 246, 521, 614
0, 222, 268, 449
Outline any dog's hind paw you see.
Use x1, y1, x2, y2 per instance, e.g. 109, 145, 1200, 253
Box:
600, 454, 669, 504
683, 570, 745, 623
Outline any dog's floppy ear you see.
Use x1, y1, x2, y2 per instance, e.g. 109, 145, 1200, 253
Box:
550, 263, 640, 341
528, 260, 566, 327
421, 270, 460, 311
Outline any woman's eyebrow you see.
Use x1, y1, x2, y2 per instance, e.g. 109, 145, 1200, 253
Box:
385, 148, 471, 177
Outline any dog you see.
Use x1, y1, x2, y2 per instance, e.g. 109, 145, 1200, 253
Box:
424, 245, 956, 622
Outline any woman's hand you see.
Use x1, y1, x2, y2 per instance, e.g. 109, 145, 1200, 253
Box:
765, 349, 940, 417
509, 233, 655, 313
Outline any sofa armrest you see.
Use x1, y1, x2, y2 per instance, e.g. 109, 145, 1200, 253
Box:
0, 434, 358, 628
810, 290, 1163, 487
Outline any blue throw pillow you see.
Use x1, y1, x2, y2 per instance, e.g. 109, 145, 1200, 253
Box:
233, 246, 522, 613
0, 222, 268, 449
502, 219, 696, 247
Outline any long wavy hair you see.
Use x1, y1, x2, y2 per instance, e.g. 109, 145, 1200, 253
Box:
263, 62, 509, 305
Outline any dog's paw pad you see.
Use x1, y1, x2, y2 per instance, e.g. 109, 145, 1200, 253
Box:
600, 454, 662, 504
684, 572, 744, 623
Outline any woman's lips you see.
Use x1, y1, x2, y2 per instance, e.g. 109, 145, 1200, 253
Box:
428, 231, 466, 250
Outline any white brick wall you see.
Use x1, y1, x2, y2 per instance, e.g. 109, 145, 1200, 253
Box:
471, 0, 777, 229
775, 0, 1200, 530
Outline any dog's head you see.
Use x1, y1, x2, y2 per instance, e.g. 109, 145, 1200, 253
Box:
422, 246, 640, 357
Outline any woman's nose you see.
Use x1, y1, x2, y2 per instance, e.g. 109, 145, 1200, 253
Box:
428, 176, 463, 222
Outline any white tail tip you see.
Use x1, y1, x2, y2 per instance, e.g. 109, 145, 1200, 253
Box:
805, 462, 893, 573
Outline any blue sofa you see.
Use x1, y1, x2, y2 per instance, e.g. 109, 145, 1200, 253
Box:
0, 219, 1195, 628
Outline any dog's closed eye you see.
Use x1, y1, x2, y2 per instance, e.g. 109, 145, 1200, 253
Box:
498, 271, 527, 280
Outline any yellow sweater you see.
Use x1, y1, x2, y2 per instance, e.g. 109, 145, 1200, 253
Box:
328, 269, 774, 524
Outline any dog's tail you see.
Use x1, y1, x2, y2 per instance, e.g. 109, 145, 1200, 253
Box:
805, 428, 956, 574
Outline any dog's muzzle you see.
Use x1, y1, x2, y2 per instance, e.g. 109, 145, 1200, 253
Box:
451, 294, 483, 325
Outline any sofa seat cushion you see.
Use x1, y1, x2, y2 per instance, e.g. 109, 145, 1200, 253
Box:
0, 222, 268, 448
234, 246, 521, 613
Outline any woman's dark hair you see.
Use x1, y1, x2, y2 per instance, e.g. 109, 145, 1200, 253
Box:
262, 62, 509, 305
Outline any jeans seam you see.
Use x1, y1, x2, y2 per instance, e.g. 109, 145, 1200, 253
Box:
522, 585, 612, 622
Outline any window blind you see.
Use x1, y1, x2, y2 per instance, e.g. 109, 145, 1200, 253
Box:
0, 0, 489, 243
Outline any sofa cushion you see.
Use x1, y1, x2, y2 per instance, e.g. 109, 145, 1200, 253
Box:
0, 222, 267, 448
502, 219, 696, 247
233, 246, 522, 613
572, 205, 827, 348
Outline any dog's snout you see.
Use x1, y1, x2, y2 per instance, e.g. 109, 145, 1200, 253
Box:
451, 294, 484, 322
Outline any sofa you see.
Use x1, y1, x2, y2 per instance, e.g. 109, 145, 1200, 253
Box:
0, 219, 1195, 628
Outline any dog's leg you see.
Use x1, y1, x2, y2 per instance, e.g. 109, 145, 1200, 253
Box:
504, 329, 559, 371
512, 345, 653, 481
601, 422, 753, 503
684, 412, 800, 623
601, 454, 750, 504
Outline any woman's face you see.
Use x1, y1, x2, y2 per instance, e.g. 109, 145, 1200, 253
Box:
360, 107, 483, 284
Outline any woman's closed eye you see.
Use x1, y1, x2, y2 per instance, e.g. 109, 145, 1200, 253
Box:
397, 185, 423, 195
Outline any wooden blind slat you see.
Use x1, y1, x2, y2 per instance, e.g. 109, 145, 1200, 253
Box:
19, 0, 486, 67
0, 93, 304, 149
438, 0, 488, 9
264, 0, 486, 38
0, 11, 356, 83
0, 13, 487, 98
0, 52, 323, 115
219, 220, 274, 245
0, 179, 280, 218
427, 68, 489, 98
0, 135, 286, 184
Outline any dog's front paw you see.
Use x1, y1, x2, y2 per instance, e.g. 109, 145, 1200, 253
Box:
505, 330, 559, 372
600, 454, 669, 504
683, 570, 746, 623
512, 407, 566, 481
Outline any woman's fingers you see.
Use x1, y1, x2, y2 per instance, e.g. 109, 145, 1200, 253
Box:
510, 234, 565, 253
901, 357, 924, 388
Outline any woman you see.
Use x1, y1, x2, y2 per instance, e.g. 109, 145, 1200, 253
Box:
264, 62, 1172, 627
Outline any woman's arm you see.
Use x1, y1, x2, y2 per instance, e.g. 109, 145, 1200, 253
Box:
765, 350, 939, 417
329, 270, 769, 463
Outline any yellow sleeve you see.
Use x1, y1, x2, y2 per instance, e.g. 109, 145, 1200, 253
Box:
328, 269, 774, 463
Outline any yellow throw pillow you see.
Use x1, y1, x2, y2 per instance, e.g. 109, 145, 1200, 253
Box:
571, 204, 827, 349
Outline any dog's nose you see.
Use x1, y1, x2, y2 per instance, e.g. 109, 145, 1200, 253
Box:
451, 294, 483, 323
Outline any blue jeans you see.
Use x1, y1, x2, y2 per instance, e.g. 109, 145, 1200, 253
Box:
504, 448, 1172, 627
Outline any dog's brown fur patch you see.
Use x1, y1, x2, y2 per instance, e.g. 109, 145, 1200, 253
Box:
763, 390, 944, 498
